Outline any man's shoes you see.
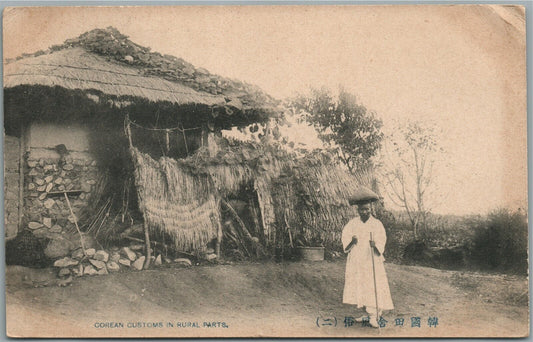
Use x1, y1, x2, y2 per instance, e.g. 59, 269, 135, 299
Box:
367, 317, 379, 328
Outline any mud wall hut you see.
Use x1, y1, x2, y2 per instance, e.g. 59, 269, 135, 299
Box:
4, 27, 280, 262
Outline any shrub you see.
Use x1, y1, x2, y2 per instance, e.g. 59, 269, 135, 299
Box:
468, 209, 528, 274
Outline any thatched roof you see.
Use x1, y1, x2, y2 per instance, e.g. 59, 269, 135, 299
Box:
4, 48, 225, 107
4, 27, 280, 125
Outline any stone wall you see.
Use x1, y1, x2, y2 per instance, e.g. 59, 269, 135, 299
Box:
23, 147, 99, 259
4, 135, 21, 240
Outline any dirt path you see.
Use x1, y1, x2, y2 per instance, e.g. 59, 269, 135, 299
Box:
5, 260, 528, 338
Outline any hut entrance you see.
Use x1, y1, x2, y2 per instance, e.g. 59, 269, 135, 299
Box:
220, 183, 266, 260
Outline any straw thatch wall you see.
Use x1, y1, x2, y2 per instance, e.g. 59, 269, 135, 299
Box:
270, 158, 360, 249
129, 136, 365, 254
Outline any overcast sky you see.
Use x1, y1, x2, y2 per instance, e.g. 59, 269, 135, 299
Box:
3, 5, 527, 215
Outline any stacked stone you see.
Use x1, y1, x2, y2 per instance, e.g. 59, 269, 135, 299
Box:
24, 155, 98, 259
53, 245, 171, 278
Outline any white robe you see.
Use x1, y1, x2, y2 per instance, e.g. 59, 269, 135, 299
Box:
342, 216, 394, 311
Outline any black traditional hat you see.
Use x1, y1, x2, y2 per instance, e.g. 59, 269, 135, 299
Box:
348, 187, 380, 206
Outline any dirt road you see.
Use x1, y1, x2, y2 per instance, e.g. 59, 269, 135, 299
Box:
5, 260, 528, 338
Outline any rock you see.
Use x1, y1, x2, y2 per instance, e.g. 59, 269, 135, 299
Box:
39, 159, 45, 167
72, 264, 83, 277
85, 248, 96, 257
58, 268, 71, 277
63, 164, 74, 171
174, 258, 192, 266
44, 165, 55, 172
36, 185, 46, 192
45, 183, 53, 192
44, 175, 53, 183
206, 248, 215, 254
206, 253, 217, 261
97, 268, 109, 275
110, 252, 121, 263
50, 224, 62, 233
28, 212, 42, 222
107, 261, 120, 272
71, 248, 84, 260
39, 193, 47, 201
31, 228, 50, 239
54, 177, 63, 184
83, 265, 98, 276
155, 255, 162, 266
132, 256, 146, 270
65, 233, 96, 250
27, 160, 38, 168
28, 183, 36, 190
121, 247, 137, 261
43, 217, 52, 228
44, 198, 55, 209
53, 257, 79, 267
44, 237, 74, 259
89, 259, 106, 270
64, 178, 72, 184
94, 250, 109, 262
124, 55, 134, 63
163, 256, 173, 264
118, 258, 131, 267
28, 221, 43, 229
129, 244, 144, 251
79, 193, 86, 200
81, 183, 92, 193
58, 185, 66, 191
86, 180, 96, 185
28, 168, 39, 176
34, 178, 45, 186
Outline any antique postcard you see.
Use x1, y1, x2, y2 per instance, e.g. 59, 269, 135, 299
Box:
3, 5, 528, 338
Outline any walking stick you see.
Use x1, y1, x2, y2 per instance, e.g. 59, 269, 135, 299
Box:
370, 232, 380, 330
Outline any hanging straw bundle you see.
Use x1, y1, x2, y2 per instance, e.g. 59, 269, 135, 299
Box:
131, 147, 220, 251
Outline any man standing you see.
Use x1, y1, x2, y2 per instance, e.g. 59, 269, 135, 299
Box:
342, 193, 394, 328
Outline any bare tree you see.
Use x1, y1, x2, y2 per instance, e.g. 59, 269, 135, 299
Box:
383, 120, 443, 239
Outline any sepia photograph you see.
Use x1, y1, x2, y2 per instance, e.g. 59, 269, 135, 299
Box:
2, 5, 528, 338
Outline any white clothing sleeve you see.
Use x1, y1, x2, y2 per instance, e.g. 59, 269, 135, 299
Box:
342, 221, 354, 252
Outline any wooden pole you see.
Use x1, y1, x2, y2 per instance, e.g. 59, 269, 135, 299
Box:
215, 219, 222, 259
64, 192, 87, 255
370, 232, 380, 330
165, 129, 170, 155
124, 114, 151, 269
143, 222, 152, 269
